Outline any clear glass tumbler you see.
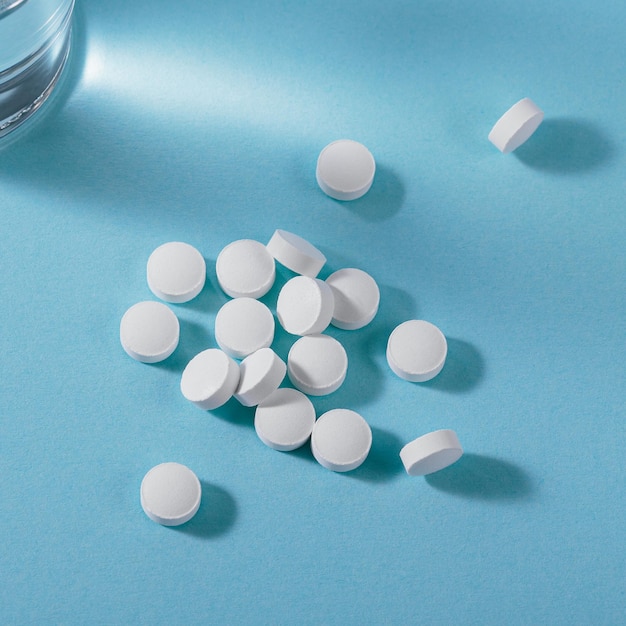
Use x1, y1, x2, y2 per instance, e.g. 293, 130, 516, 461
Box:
0, 0, 74, 138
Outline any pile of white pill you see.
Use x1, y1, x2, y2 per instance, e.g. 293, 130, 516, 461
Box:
126, 112, 550, 525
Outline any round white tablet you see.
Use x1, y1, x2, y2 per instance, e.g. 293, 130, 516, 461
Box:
386, 320, 447, 382
180, 348, 240, 410
120, 301, 180, 363
287, 333, 348, 396
146, 242, 206, 303
266, 229, 326, 278
316, 139, 376, 201
140, 462, 202, 526
488, 97, 544, 153
276, 276, 335, 336
234, 348, 287, 407
311, 409, 372, 472
326, 268, 380, 330
214, 297, 275, 359
215, 239, 276, 299
399, 429, 463, 476
254, 388, 316, 451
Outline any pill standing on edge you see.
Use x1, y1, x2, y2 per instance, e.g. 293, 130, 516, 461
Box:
326, 267, 380, 330
399, 429, 463, 476
266, 229, 326, 278
254, 387, 316, 451
311, 408, 372, 472
386, 319, 447, 382
180, 348, 240, 410
214, 297, 275, 359
234, 348, 287, 407
215, 238, 276, 299
276, 275, 335, 336
316, 139, 376, 201
140, 462, 202, 526
120, 300, 180, 363
146, 241, 207, 303
287, 333, 348, 396
488, 97, 544, 153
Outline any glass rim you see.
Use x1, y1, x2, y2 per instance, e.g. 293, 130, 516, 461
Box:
0, 0, 30, 20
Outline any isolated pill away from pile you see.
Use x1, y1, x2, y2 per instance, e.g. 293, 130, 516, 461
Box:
399, 430, 463, 476
316, 139, 376, 201
216, 238, 276, 299
386, 319, 447, 382
266, 229, 326, 278
488, 97, 544, 153
140, 462, 202, 526
254, 387, 316, 451
120, 300, 180, 363
146, 241, 206, 303
276, 275, 335, 336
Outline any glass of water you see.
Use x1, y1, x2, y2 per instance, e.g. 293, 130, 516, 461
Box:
0, 0, 74, 138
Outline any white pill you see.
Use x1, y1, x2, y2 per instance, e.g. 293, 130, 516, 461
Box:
214, 297, 275, 359
287, 333, 348, 396
399, 429, 463, 476
276, 276, 335, 336
254, 388, 316, 451
120, 301, 180, 363
146, 242, 206, 303
311, 408, 372, 472
326, 268, 380, 330
234, 348, 287, 407
316, 139, 376, 201
215, 239, 276, 299
180, 348, 240, 410
488, 97, 544, 153
266, 229, 326, 278
386, 320, 447, 382
140, 462, 202, 526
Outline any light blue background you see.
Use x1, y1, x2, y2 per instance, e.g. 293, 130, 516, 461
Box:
1, 1, 625, 623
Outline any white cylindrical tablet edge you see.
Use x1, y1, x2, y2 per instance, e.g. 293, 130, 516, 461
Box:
488, 97, 544, 153
266, 229, 326, 278
399, 429, 463, 476
327, 268, 380, 331
234, 349, 287, 407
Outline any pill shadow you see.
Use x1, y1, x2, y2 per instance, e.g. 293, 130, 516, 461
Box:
180, 263, 224, 314
421, 337, 484, 394
349, 427, 406, 483
153, 319, 213, 373
211, 397, 255, 429
425, 453, 533, 500
340, 163, 405, 222
175, 481, 238, 539
515, 118, 615, 174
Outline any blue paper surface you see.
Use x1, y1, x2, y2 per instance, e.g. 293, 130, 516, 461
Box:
1, 1, 625, 623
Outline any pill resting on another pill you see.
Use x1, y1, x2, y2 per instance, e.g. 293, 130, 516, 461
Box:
234, 347, 286, 407
399, 429, 463, 476
386, 319, 447, 382
120, 300, 180, 363
216, 238, 276, 299
180, 348, 240, 410
276, 275, 335, 336
326, 267, 380, 330
311, 408, 372, 472
254, 387, 316, 451
146, 241, 206, 303
488, 97, 544, 153
266, 229, 326, 278
287, 333, 348, 396
214, 297, 275, 359
316, 139, 376, 201
140, 462, 202, 526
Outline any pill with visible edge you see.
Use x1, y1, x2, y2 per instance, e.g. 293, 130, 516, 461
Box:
254, 387, 316, 451
147, 241, 206, 303
234, 348, 286, 407
277, 275, 335, 336
266, 229, 326, 278
387, 320, 447, 382
326, 267, 380, 330
120, 301, 179, 363
140, 462, 202, 526
488, 97, 544, 153
311, 408, 372, 472
399, 429, 463, 476
180, 348, 240, 410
